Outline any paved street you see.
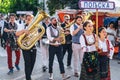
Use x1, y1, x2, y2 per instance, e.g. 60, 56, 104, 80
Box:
0, 46, 120, 80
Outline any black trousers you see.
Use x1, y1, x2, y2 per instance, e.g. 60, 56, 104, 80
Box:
22, 48, 36, 80
62, 44, 72, 66
49, 45, 65, 74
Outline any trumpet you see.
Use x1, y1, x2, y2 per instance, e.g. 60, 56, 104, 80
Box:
65, 20, 75, 28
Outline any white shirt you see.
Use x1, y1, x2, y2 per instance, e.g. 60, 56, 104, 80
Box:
46, 26, 60, 45
0, 20, 5, 35
16, 19, 24, 25
0, 20, 4, 27
70, 23, 80, 36
98, 39, 114, 59
16, 23, 25, 32
106, 27, 116, 41
80, 34, 97, 52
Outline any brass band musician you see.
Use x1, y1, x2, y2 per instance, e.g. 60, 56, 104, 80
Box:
70, 16, 84, 77
16, 14, 36, 80
61, 15, 72, 68
46, 17, 70, 80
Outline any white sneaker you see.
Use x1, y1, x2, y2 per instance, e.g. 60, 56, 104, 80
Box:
49, 74, 53, 80
62, 75, 71, 80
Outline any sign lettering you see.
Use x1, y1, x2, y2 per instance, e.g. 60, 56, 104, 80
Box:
79, 1, 115, 10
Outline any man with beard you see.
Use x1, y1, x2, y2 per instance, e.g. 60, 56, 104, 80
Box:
70, 16, 84, 77
46, 17, 70, 80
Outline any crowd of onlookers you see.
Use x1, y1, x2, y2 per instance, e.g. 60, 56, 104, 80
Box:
0, 13, 25, 48
105, 18, 120, 64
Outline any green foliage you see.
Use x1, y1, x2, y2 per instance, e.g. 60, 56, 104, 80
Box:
10, 0, 39, 15
70, 0, 79, 9
0, 0, 41, 15
47, 0, 79, 15
47, 0, 65, 16
0, 0, 11, 13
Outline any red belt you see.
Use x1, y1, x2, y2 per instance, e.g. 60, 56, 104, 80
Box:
99, 52, 108, 56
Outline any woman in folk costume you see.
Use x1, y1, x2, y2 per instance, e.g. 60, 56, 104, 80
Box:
79, 20, 100, 80
98, 27, 114, 80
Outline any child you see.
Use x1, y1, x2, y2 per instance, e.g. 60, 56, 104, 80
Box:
98, 27, 114, 80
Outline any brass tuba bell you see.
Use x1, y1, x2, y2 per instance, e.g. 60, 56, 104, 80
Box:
17, 10, 49, 50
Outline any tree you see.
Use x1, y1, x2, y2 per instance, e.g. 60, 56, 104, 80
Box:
47, 0, 64, 15
10, 0, 39, 15
47, 0, 80, 15
70, 0, 79, 9
0, 0, 41, 15
0, 0, 11, 14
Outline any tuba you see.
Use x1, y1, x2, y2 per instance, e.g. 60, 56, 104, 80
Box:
59, 28, 66, 44
58, 20, 75, 44
17, 10, 49, 50
57, 22, 66, 44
